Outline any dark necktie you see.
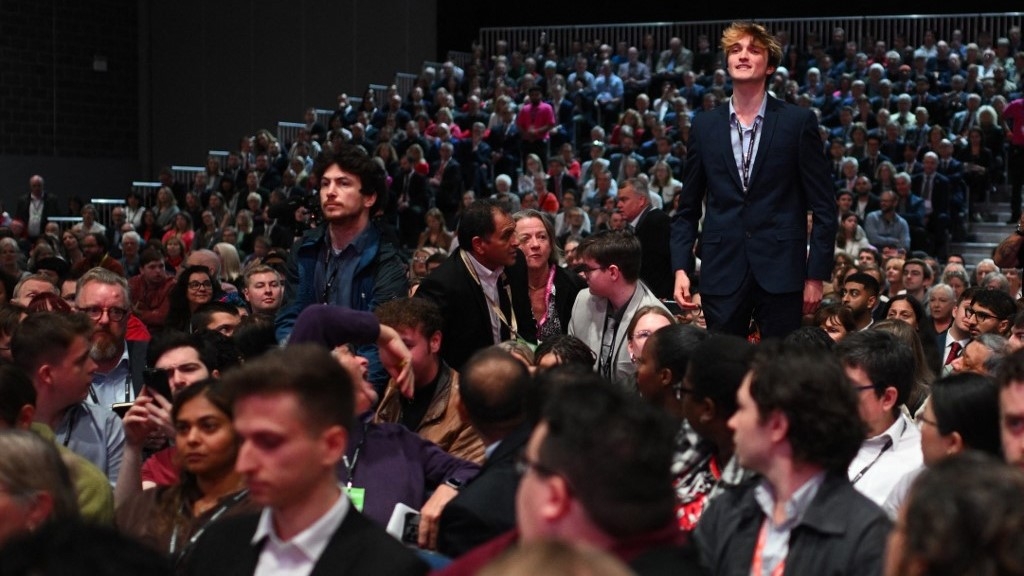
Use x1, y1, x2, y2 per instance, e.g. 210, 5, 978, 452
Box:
945, 341, 962, 365
497, 274, 512, 341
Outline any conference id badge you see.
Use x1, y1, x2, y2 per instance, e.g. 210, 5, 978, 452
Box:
344, 486, 366, 512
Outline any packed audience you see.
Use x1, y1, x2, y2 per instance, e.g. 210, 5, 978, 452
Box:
0, 20, 1023, 576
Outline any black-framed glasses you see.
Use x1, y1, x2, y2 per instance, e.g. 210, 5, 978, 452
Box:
852, 384, 876, 393
964, 307, 998, 322
917, 414, 939, 430
572, 264, 606, 278
77, 306, 129, 322
515, 453, 559, 478
188, 281, 213, 291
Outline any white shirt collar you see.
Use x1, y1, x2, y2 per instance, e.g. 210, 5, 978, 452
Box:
466, 251, 502, 286
251, 485, 350, 569
866, 411, 915, 450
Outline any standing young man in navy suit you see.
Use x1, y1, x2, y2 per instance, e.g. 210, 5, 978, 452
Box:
671, 21, 836, 339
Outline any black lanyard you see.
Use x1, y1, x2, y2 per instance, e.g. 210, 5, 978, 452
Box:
736, 117, 762, 192
321, 244, 339, 304
851, 435, 895, 485
169, 488, 250, 556
342, 421, 370, 488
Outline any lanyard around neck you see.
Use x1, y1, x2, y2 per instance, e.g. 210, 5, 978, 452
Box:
736, 117, 762, 192
460, 250, 518, 340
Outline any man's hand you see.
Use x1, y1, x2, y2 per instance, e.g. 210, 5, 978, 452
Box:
377, 324, 414, 398
673, 270, 699, 310
803, 279, 824, 316
143, 387, 175, 438
417, 484, 458, 550
122, 398, 156, 449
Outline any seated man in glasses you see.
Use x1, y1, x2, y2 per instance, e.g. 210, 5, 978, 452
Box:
567, 230, 669, 388
75, 268, 148, 411
964, 287, 1017, 338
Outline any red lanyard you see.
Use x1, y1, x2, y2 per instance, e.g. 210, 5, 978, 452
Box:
750, 520, 785, 576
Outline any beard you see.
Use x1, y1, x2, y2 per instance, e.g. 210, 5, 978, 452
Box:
90, 331, 121, 362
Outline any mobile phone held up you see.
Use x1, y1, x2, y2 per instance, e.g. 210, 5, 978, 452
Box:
142, 367, 173, 400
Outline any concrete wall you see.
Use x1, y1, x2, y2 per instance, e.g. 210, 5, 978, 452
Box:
143, 0, 437, 177
0, 0, 436, 216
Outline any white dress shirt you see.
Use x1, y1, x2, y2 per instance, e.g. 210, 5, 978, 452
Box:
848, 411, 922, 506
252, 486, 350, 576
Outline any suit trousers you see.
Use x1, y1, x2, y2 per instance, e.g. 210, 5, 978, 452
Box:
701, 268, 802, 341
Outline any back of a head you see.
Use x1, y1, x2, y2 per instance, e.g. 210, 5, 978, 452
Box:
687, 334, 754, 418
0, 520, 173, 576
460, 346, 531, 435
11, 312, 92, 375
223, 344, 354, 433
477, 540, 634, 576
899, 451, 1024, 576
232, 314, 279, 361
0, 364, 36, 427
749, 340, 865, 473
533, 334, 596, 369
929, 372, 1002, 458
538, 377, 676, 538
647, 323, 709, 384
0, 429, 79, 533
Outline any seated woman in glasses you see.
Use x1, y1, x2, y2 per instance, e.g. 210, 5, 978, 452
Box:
164, 266, 225, 334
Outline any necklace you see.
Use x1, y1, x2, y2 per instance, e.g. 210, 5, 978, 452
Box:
529, 283, 545, 291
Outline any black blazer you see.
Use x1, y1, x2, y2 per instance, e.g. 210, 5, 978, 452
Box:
415, 248, 533, 371
634, 207, 674, 299
184, 508, 428, 576
436, 422, 531, 558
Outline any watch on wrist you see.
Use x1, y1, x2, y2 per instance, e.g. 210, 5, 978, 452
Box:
1016, 224, 1024, 236
444, 478, 464, 491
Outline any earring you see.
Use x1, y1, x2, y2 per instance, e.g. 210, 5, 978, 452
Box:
673, 383, 682, 401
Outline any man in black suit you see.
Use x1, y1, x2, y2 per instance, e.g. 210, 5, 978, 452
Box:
414, 199, 532, 371
392, 155, 430, 249
617, 178, 674, 299
184, 345, 428, 576
671, 22, 836, 339
913, 151, 953, 260
428, 142, 464, 231
454, 122, 492, 196
437, 346, 532, 558
15, 174, 60, 241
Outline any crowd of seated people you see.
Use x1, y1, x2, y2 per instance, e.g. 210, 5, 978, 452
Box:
1, 21, 1024, 576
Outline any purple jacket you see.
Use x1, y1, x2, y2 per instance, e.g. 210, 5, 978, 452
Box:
338, 412, 480, 528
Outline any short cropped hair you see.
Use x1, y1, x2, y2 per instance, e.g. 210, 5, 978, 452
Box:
223, 344, 355, 434
12, 312, 93, 375
835, 330, 914, 408
574, 230, 642, 282
457, 198, 508, 250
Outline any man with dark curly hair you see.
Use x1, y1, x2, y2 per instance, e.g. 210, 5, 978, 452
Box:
695, 340, 890, 576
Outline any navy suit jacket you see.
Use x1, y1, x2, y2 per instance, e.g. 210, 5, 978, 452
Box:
671, 95, 836, 296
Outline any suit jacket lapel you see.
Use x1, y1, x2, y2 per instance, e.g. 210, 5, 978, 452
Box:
309, 511, 366, 576
714, 106, 745, 192
747, 97, 781, 192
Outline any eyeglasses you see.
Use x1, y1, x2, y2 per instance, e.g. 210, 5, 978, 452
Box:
78, 306, 129, 322
964, 307, 998, 322
573, 264, 606, 278
515, 453, 559, 478
629, 329, 653, 342
917, 414, 939, 430
852, 384, 876, 393
188, 281, 213, 291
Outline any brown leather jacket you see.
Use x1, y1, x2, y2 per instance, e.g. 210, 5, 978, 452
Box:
374, 362, 485, 464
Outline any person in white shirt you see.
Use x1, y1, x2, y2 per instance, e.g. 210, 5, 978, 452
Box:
183, 345, 427, 575
836, 330, 923, 506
